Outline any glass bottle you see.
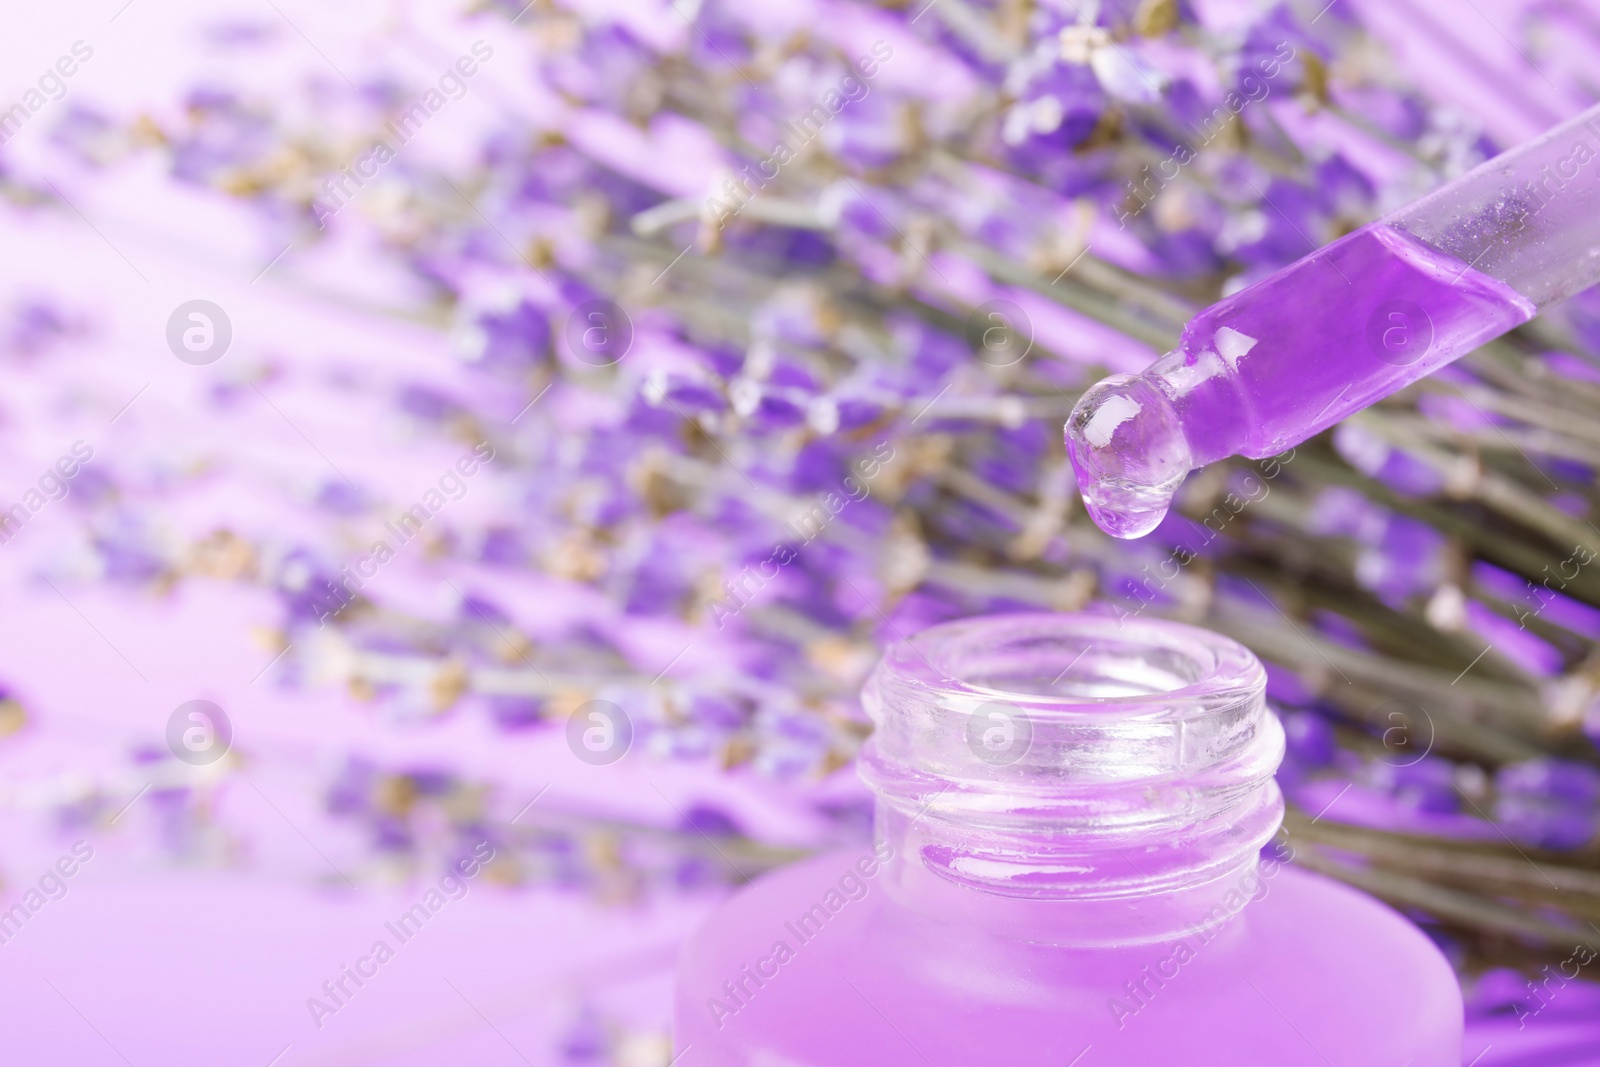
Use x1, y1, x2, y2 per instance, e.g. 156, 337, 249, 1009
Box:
675, 613, 1462, 1065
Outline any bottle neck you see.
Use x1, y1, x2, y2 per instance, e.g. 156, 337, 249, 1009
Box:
858, 613, 1284, 947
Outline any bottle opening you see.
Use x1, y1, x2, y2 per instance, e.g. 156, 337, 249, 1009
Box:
925, 618, 1230, 702
860, 613, 1284, 945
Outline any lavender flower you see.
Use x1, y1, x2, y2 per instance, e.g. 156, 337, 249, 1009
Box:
0, 1, 1593, 1050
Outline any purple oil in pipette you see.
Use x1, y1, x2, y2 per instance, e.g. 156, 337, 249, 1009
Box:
1068, 102, 1600, 539
1066, 224, 1536, 537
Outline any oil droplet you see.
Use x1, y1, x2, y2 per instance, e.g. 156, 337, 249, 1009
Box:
1064, 376, 1192, 540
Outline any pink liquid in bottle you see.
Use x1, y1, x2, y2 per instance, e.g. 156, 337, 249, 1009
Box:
675, 614, 1463, 1065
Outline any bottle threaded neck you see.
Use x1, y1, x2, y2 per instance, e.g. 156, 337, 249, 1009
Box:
859, 612, 1284, 945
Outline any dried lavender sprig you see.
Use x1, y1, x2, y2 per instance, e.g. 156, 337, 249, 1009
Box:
1285, 812, 1600, 903
1291, 844, 1590, 950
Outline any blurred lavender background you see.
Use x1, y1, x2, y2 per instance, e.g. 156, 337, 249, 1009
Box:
0, 0, 1598, 1063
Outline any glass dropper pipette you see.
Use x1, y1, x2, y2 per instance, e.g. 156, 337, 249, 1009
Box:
1065, 101, 1600, 539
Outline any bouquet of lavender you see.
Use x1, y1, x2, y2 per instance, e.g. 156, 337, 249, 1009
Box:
395, 0, 1600, 984
6, 0, 1600, 1057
